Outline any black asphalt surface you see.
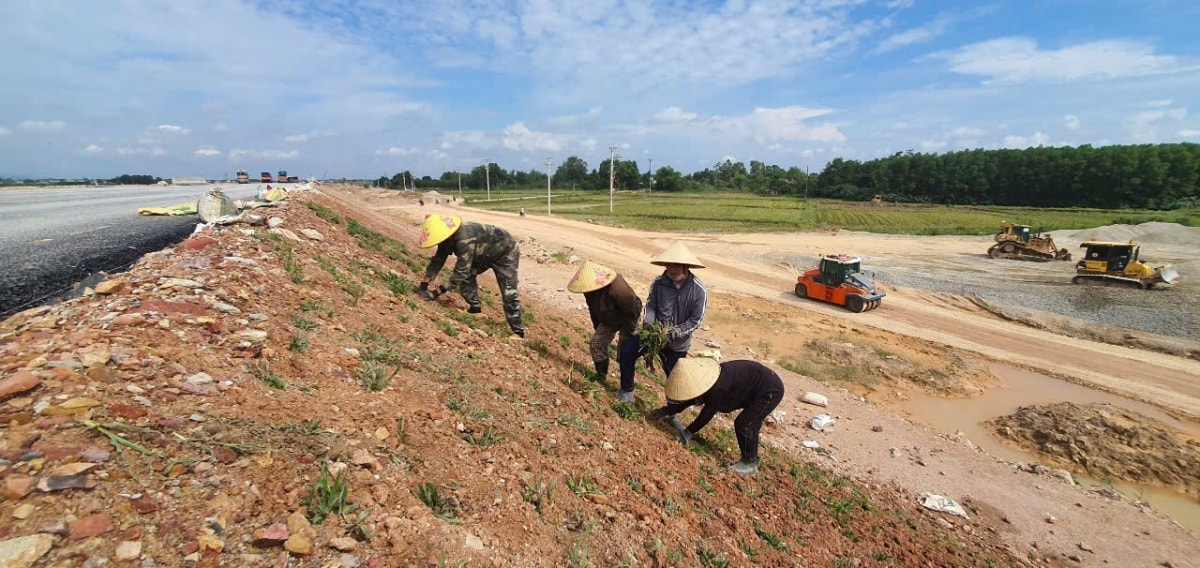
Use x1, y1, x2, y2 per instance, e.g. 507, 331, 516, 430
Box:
0, 215, 198, 318
0, 183, 259, 319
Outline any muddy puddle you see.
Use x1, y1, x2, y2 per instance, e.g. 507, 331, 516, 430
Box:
902, 363, 1200, 535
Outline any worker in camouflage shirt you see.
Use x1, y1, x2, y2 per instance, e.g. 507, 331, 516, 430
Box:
417, 214, 525, 338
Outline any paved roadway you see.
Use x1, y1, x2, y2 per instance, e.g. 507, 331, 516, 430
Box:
0, 183, 261, 318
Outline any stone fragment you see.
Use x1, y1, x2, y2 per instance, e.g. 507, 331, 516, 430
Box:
1, 474, 36, 500
328, 537, 357, 551
93, 280, 126, 295
115, 540, 142, 561
0, 371, 40, 400
300, 229, 324, 241
251, 523, 289, 546
284, 535, 312, 555
0, 533, 54, 566
68, 513, 115, 540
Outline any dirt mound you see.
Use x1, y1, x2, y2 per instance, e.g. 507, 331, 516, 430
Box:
987, 402, 1200, 495
1061, 222, 1199, 247
0, 191, 1025, 566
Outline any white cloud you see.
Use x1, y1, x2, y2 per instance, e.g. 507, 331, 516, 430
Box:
649, 107, 700, 125
228, 149, 299, 160
84, 144, 103, 155
744, 106, 845, 143
20, 120, 67, 132
1146, 99, 1173, 108
940, 38, 1177, 84
1064, 115, 1080, 130
501, 122, 563, 152
157, 124, 188, 134
0, 126, 9, 136
1003, 132, 1050, 148
284, 130, 335, 143
873, 17, 950, 54
1180, 129, 1200, 138
1126, 105, 1188, 141
115, 146, 166, 156
948, 127, 986, 138
194, 147, 221, 157
919, 140, 947, 151
886, 0, 915, 8
377, 147, 420, 156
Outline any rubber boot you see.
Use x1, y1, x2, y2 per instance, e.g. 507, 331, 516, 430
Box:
729, 460, 759, 475
591, 359, 609, 383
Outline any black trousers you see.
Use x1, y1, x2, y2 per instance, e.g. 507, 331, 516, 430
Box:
734, 389, 782, 463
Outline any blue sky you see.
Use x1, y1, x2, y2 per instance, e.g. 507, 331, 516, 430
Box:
2, 0, 1198, 180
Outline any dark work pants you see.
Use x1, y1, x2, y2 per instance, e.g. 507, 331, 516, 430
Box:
735, 390, 783, 463
617, 334, 686, 392
460, 244, 523, 334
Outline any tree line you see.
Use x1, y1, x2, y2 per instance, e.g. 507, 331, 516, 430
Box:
379, 142, 1200, 210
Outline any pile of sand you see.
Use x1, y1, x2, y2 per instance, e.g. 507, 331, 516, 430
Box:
1061, 222, 1199, 246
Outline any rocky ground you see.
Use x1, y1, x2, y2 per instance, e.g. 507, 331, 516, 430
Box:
0, 184, 1197, 567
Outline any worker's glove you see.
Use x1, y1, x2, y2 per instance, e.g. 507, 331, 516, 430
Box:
467, 305, 482, 314
645, 408, 668, 422
677, 429, 693, 447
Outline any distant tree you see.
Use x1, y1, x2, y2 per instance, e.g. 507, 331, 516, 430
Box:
554, 156, 589, 188
109, 174, 161, 185
653, 166, 685, 192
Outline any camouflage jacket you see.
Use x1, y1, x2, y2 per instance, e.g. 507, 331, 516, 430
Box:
424, 222, 516, 290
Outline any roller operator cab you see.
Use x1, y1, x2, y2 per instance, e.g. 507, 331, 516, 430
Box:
1073, 241, 1179, 289
260, 171, 272, 183
278, 170, 288, 183
236, 170, 249, 184
794, 254, 886, 312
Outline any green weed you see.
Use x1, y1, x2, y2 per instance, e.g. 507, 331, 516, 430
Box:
696, 544, 730, 568
354, 361, 396, 391
521, 470, 554, 515
415, 482, 460, 522
288, 335, 310, 353
461, 426, 501, 447
291, 315, 316, 331
249, 361, 285, 390
303, 461, 359, 525
565, 472, 603, 496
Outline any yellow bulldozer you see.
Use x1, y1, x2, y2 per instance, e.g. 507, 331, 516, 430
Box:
1073, 240, 1179, 289
987, 222, 1072, 262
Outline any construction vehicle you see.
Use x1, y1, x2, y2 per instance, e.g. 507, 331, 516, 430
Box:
1073, 240, 1179, 289
260, 171, 272, 183
236, 170, 249, 184
794, 254, 886, 312
988, 221, 1071, 261
278, 170, 289, 183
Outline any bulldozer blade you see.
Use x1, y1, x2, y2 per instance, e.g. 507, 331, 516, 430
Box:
1158, 266, 1180, 284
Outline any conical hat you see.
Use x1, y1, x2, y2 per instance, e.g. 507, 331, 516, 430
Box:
418, 214, 462, 248
665, 357, 720, 401
651, 242, 705, 268
567, 260, 618, 293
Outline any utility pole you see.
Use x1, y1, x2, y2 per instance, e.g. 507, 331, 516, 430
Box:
647, 158, 652, 193
544, 157, 553, 215
804, 165, 810, 202
608, 146, 618, 213
483, 159, 492, 201
457, 171, 462, 195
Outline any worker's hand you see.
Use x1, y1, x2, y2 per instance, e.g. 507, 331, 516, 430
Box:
645, 408, 668, 422
641, 321, 653, 331
677, 429, 692, 447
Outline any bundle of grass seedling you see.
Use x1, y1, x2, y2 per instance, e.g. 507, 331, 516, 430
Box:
636, 321, 674, 371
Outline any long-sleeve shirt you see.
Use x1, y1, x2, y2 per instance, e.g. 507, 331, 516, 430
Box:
661, 360, 786, 434
643, 271, 708, 352
583, 273, 642, 333
423, 222, 516, 291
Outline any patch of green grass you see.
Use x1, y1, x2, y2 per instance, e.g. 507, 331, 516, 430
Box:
565, 472, 603, 496
288, 335, 310, 353
249, 361, 285, 390
521, 470, 554, 515
625, 474, 642, 491
663, 495, 682, 517
752, 518, 788, 551
415, 482, 460, 523
300, 300, 334, 316
380, 271, 413, 296
291, 315, 316, 331
612, 401, 640, 420
461, 426, 501, 446
552, 251, 570, 263
696, 476, 714, 495
354, 361, 395, 392
696, 544, 730, 568
304, 200, 343, 224
303, 461, 359, 525
437, 320, 458, 337
557, 413, 593, 433
558, 335, 571, 349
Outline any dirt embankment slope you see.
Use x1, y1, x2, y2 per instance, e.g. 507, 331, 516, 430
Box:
0, 184, 1195, 567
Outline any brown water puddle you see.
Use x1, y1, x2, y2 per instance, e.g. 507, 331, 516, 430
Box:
902, 363, 1200, 535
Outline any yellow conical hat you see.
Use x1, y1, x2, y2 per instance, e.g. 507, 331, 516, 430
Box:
651, 242, 705, 268
567, 260, 618, 293
418, 214, 462, 248
666, 357, 721, 401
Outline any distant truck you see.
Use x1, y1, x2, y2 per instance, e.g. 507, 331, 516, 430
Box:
261, 171, 272, 183
236, 170, 249, 184
278, 170, 288, 183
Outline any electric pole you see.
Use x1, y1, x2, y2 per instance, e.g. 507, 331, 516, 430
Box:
608, 146, 618, 213
483, 159, 492, 201
647, 158, 652, 193
457, 171, 462, 195
544, 157, 553, 215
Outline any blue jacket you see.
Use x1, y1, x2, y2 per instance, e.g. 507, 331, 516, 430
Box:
643, 270, 708, 352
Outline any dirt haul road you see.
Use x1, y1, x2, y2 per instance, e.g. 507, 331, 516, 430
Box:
390, 194, 1200, 424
